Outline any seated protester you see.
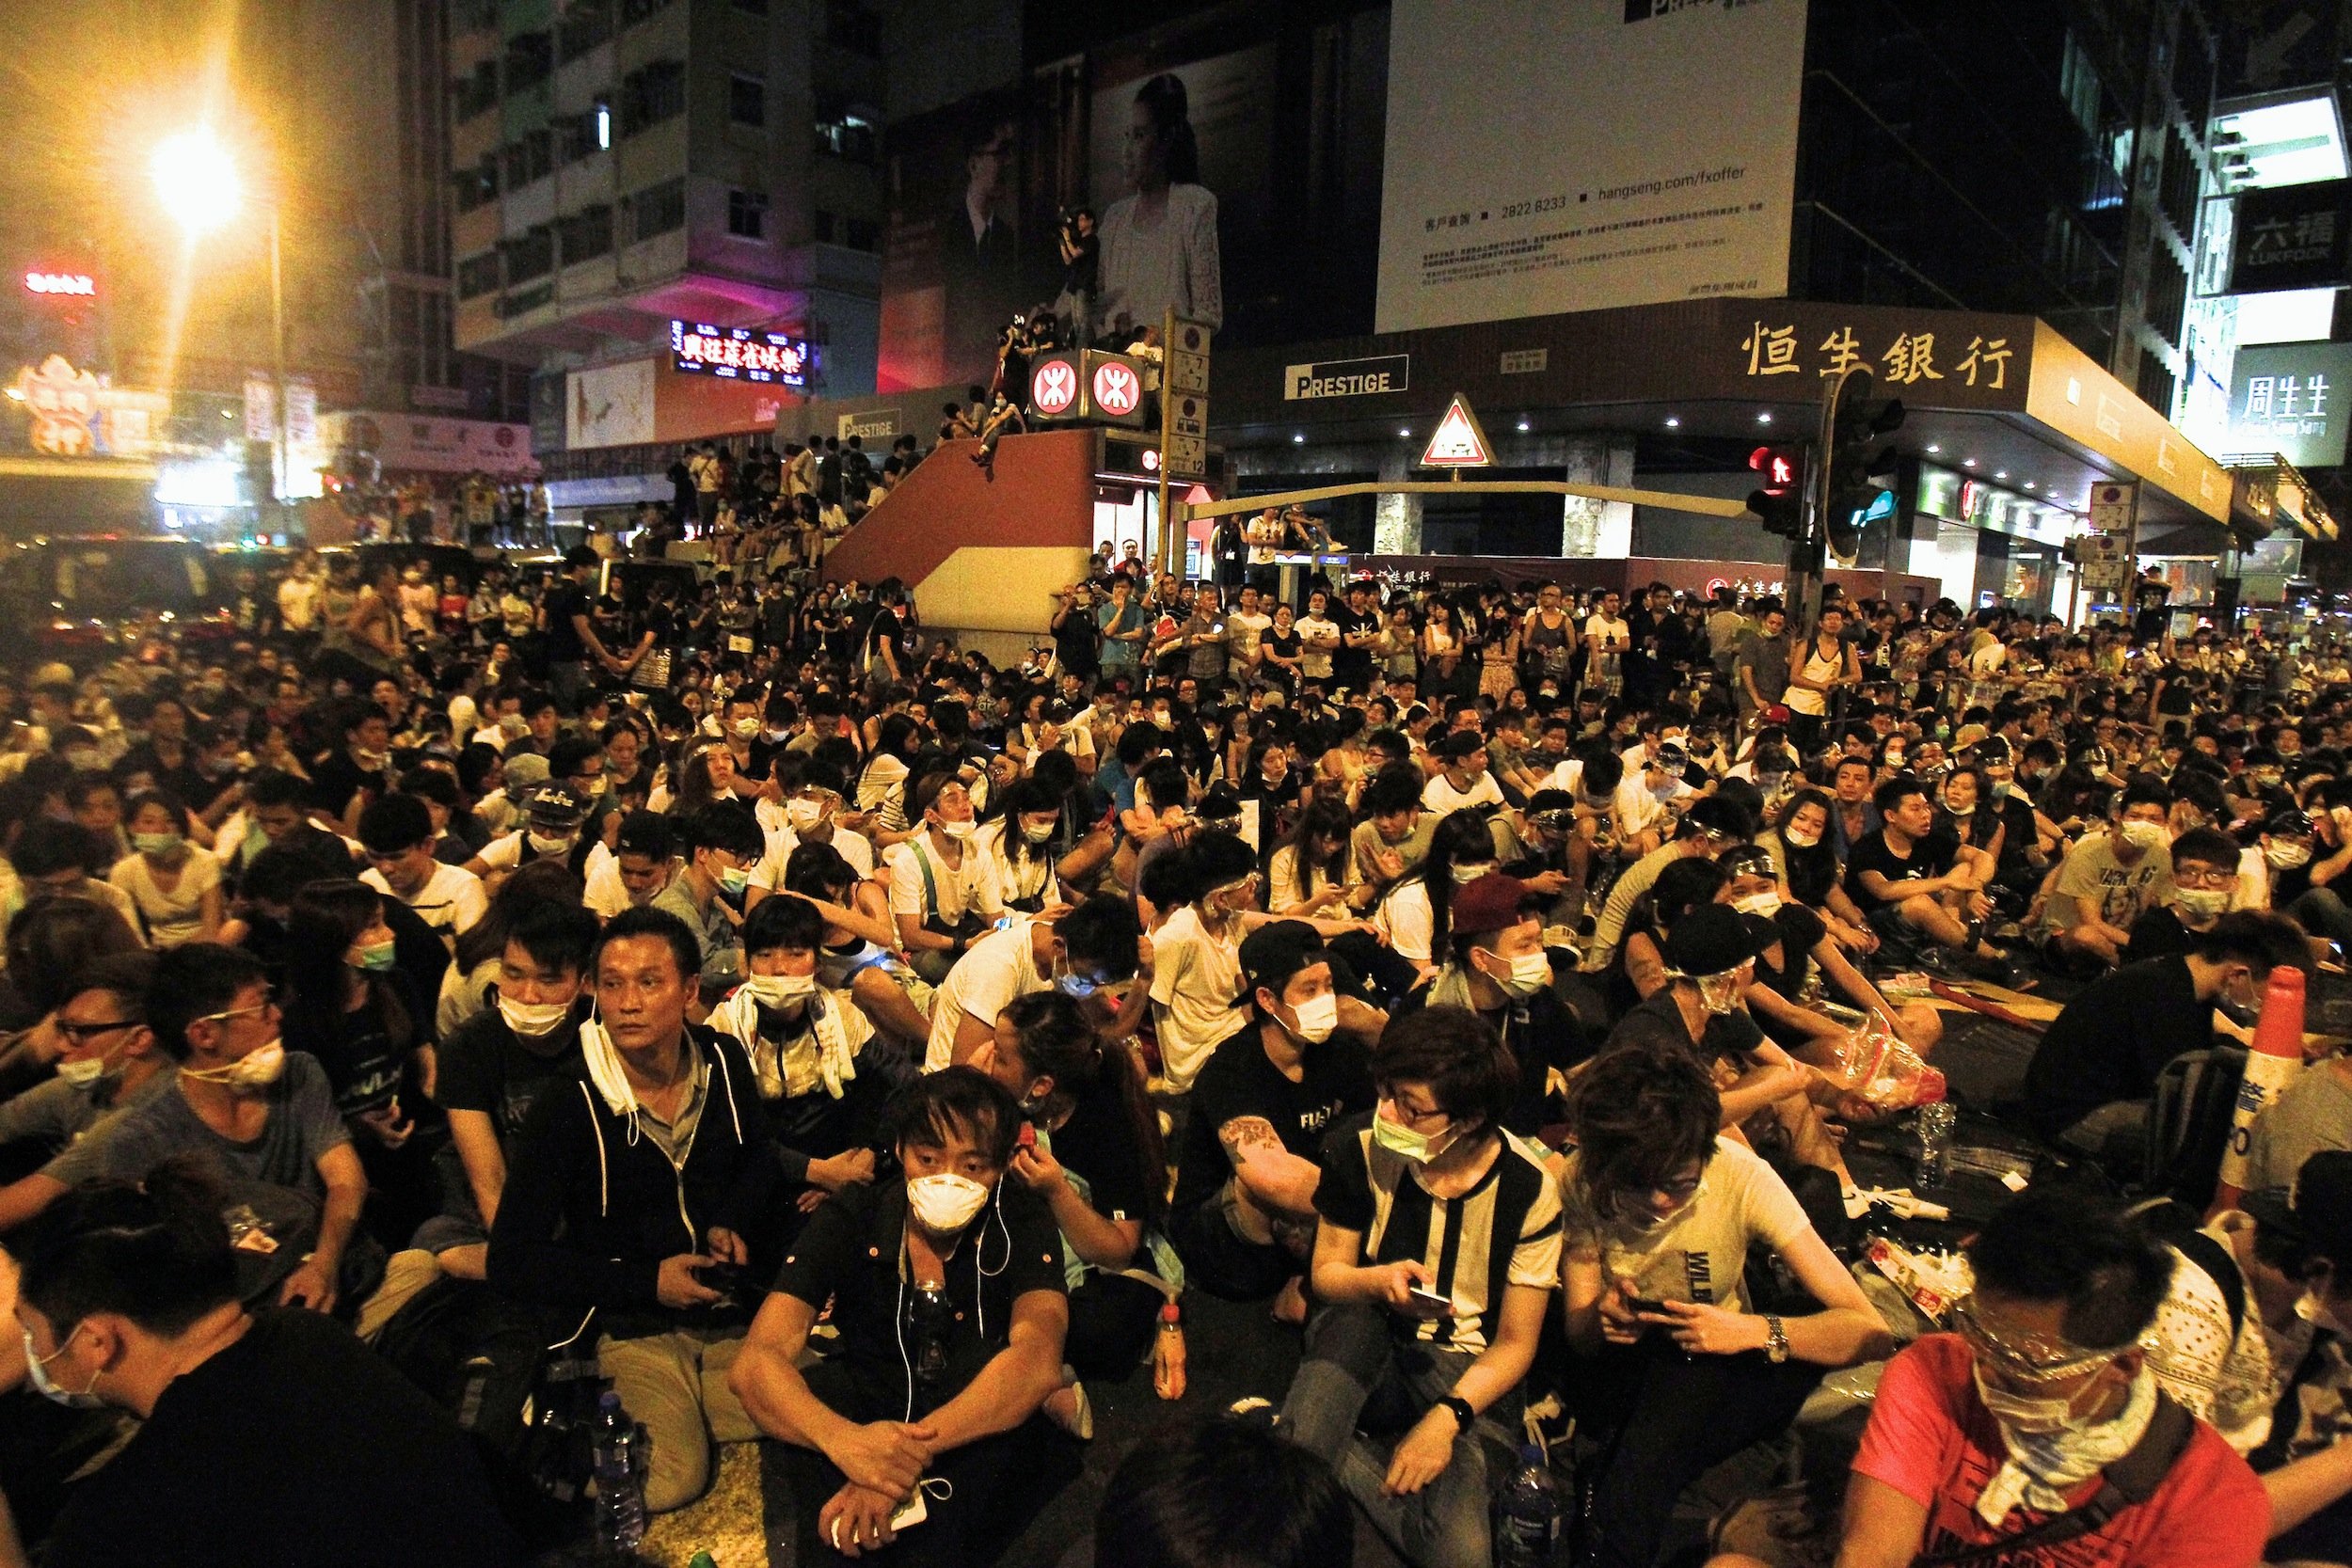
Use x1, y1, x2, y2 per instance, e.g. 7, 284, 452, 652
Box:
12, 819, 145, 945
1608, 855, 1731, 1022
0, 955, 172, 1212
1279, 1006, 1559, 1568
1973, 736, 2060, 905
11, 1168, 525, 1568
1270, 797, 1372, 919
462, 780, 598, 891
2035, 778, 2178, 973
1151, 833, 1261, 1092
1168, 924, 1377, 1320
1836, 1188, 2265, 1568
979, 778, 1070, 914
1501, 787, 1587, 928
756, 755, 881, 893
728, 1069, 1070, 1566
1604, 905, 1855, 1204
590, 808, 679, 919
1825, 753, 1883, 860
405, 901, 600, 1288
1560, 1047, 1887, 1568
306, 697, 394, 831
925, 894, 1143, 1071
787, 844, 938, 1053
1842, 774, 2010, 971
1375, 812, 1502, 987
1583, 796, 1755, 974
2022, 911, 2309, 1168
107, 789, 223, 946
358, 793, 486, 944
215, 768, 329, 892
1932, 761, 2004, 887
1553, 748, 1638, 860
437, 861, 587, 1037
1762, 787, 1878, 954
14, 943, 368, 1312
975, 991, 1174, 1425
707, 894, 904, 1212
1091, 1415, 1354, 1568
486, 908, 777, 1513
2265, 803, 2352, 945
1419, 730, 1504, 819
1391, 873, 1586, 1138
2128, 825, 2244, 964
885, 770, 1007, 986
1720, 845, 1941, 1057
1618, 738, 1699, 851
651, 800, 766, 1002
1348, 765, 1434, 906
397, 763, 486, 862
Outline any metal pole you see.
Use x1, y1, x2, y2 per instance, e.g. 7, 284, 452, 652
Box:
269, 204, 290, 538
1156, 307, 1176, 579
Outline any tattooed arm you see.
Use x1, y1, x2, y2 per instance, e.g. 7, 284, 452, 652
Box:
1219, 1116, 1323, 1218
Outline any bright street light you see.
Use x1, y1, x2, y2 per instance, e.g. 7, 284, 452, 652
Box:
152, 129, 242, 235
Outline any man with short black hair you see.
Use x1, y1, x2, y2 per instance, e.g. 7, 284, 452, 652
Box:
651, 801, 766, 998
1844, 775, 2004, 968
2039, 779, 2179, 972
358, 793, 485, 942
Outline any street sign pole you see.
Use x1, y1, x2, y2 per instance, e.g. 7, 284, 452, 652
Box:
1156, 308, 1175, 578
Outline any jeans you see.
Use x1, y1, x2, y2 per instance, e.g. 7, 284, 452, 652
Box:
2292, 886, 2352, 947
1573, 1334, 1823, 1568
1279, 1301, 1509, 1568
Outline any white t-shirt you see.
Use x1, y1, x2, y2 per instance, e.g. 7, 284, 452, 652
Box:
923, 920, 1047, 1071
885, 833, 1001, 927
1226, 610, 1271, 663
1296, 614, 1340, 677
1560, 1136, 1810, 1314
1376, 879, 1436, 965
360, 861, 486, 938
108, 847, 222, 947
1584, 614, 1629, 652
1148, 906, 1247, 1092
977, 821, 1062, 912
1422, 770, 1504, 818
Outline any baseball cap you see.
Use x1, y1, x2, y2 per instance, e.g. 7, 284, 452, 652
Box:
1451, 874, 1535, 940
502, 752, 551, 789
1663, 906, 1778, 978
1239, 921, 1328, 998
2267, 809, 2316, 839
524, 782, 592, 826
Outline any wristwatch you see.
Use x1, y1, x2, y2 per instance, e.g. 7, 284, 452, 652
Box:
1762, 1315, 1789, 1364
1434, 1394, 1475, 1431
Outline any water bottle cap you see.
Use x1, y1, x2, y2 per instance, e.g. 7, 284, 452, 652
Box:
599, 1390, 622, 1411
1160, 1301, 1182, 1323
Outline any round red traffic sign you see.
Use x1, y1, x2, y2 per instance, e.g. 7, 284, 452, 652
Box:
1092, 360, 1140, 417
1031, 359, 1077, 417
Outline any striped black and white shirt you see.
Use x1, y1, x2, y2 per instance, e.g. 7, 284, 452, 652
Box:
1314, 1114, 1563, 1354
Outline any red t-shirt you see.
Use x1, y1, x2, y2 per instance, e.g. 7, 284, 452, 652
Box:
1852, 1335, 2268, 1568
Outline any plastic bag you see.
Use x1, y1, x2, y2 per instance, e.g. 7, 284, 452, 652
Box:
1828, 1016, 1947, 1110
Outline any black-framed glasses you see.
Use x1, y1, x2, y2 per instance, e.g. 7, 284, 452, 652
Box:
56, 1019, 139, 1046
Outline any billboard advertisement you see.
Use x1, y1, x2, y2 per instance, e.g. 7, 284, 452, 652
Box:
565, 359, 657, 450
2227, 340, 2352, 469
316, 412, 536, 477
1375, 0, 1808, 334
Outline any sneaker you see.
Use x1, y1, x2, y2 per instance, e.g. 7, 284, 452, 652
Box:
1224, 1397, 1279, 1431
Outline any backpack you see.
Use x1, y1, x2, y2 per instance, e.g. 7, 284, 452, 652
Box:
2145, 1044, 2248, 1210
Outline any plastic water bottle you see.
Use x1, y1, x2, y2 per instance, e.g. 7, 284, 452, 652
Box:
1914, 1101, 1956, 1191
1493, 1443, 1563, 1568
590, 1389, 648, 1557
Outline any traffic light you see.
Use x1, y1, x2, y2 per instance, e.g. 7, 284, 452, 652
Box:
1747, 444, 1805, 539
1820, 366, 1904, 559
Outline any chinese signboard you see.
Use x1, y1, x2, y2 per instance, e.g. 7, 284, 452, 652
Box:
669, 321, 816, 388
2229, 180, 2352, 294
1737, 319, 2014, 390
2227, 341, 2352, 468
317, 411, 536, 477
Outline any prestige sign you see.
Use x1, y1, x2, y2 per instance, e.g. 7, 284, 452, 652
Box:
1283, 354, 1411, 401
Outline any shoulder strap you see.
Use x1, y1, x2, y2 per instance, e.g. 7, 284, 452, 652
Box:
2170, 1228, 2249, 1343
1916, 1394, 2196, 1568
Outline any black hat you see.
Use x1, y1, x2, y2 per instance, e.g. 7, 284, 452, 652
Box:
2268, 809, 2316, 839
1663, 906, 1778, 977
2251, 1151, 2352, 1268
1239, 921, 1327, 997
524, 782, 592, 826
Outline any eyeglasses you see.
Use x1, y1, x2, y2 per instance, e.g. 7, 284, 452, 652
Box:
56, 1018, 138, 1045
1948, 1296, 2120, 1386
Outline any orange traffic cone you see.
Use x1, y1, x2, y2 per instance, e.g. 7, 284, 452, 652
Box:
2211, 964, 2306, 1217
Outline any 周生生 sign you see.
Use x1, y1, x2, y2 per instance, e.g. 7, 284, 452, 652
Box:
2227, 340, 2352, 468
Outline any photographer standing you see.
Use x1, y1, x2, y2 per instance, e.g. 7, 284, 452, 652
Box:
1057, 207, 1099, 343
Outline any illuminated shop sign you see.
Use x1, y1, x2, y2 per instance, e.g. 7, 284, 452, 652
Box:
669, 320, 814, 387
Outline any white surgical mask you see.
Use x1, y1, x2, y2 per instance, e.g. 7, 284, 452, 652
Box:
527, 830, 578, 857
498, 995, 573, 1038
785, 798, 826, 832
938, 818, 977, 840
1021, 817, 1057, 844
1283, 992, 1339, 1043
1478, 948, 1551, 1000
2268, 842, 2314, 870
22, 1326, 101, 1409
2118, 820, 2166, 852
745, 972, 818, 1008
185, 1040, 285, 1090
56, 1055, 108, 1090
1732, 891, 1783, 918
1784, 828, 1820, 849
2175, 887, 2232, 924
1452, 863, 1497, 886
906, 1172, 991, 1233
732, 717, 761, 738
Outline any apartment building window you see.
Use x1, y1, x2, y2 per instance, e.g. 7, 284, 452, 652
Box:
501, 128, 552, 190
503, 225, 555, 283
727, 188, 769, 239
503, 30, 553, 92
560, 205, 615, 265
619, 60, 687, 137
813, 109, 876, 164
844, 215, 879, 252
824, 1, 881, 55
456, 251, 502, 300
452, 156, 501, 214
618, 0, 674, 24
558, 0, 612, 60
729, 73, 767, 128
452, 59, 499, 121
629, 178, 687, 243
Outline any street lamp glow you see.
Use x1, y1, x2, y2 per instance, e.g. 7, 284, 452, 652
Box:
153, 130, 242, 234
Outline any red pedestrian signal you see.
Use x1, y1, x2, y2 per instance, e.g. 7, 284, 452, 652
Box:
1749, 445, 1803, 498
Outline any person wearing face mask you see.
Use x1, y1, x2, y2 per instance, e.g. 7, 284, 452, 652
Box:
1276, 1006, 1559, 1567
11, 944, 369, 1313
1391, 874, 1584, 1138
1562, 1047, 1887, 1568
103, 786, 222, 948
1168, 923, 1376, 1319
732, 1068, 1070, 1564
0, 957, 174, 1216
488, 910, 776, 1514
2024, 911, 2310, 1170
1835, 1188, 2265, 1568
1585, 795, 1756, 975
306, 698, 397, 837
8, 1167, 526, 1568
885, 772, 1006, 987
2122, 827, 2247, 965
651, 801, 768, 1002
462, 781, 597, 890
709, 896, 900, 1221
924, 894, 1143, 1072
2268, 799, 2352, 947
2036, 781, 2180, 974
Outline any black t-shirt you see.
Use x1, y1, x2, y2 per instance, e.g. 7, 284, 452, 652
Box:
2125, 905, 2197, 965
542, 582, 592, 662
436, 1008, 584, 1143
306, 749, 386, 818
1390, 984, 1588, 1136
1604, 987, 1767, 1070
1170, 1029, 1375, 1214
1841, 828, 1961, 908
1041, 1076, 1152, 1227
42, 1308, 522, 1568
865, 607, 903, 662
2022, 956, 2210, 1138
1333, 608, 1379, 689
771, 1179, 1065, 1419
1753, 901, 1829, 1004
282, 984, 407, 1117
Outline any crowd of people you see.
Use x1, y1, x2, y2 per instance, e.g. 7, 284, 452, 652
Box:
0, 534, 2344, 1568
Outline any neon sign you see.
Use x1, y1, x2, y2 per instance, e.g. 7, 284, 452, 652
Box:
24, 272, 94, 297
669, 320, 814, 387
